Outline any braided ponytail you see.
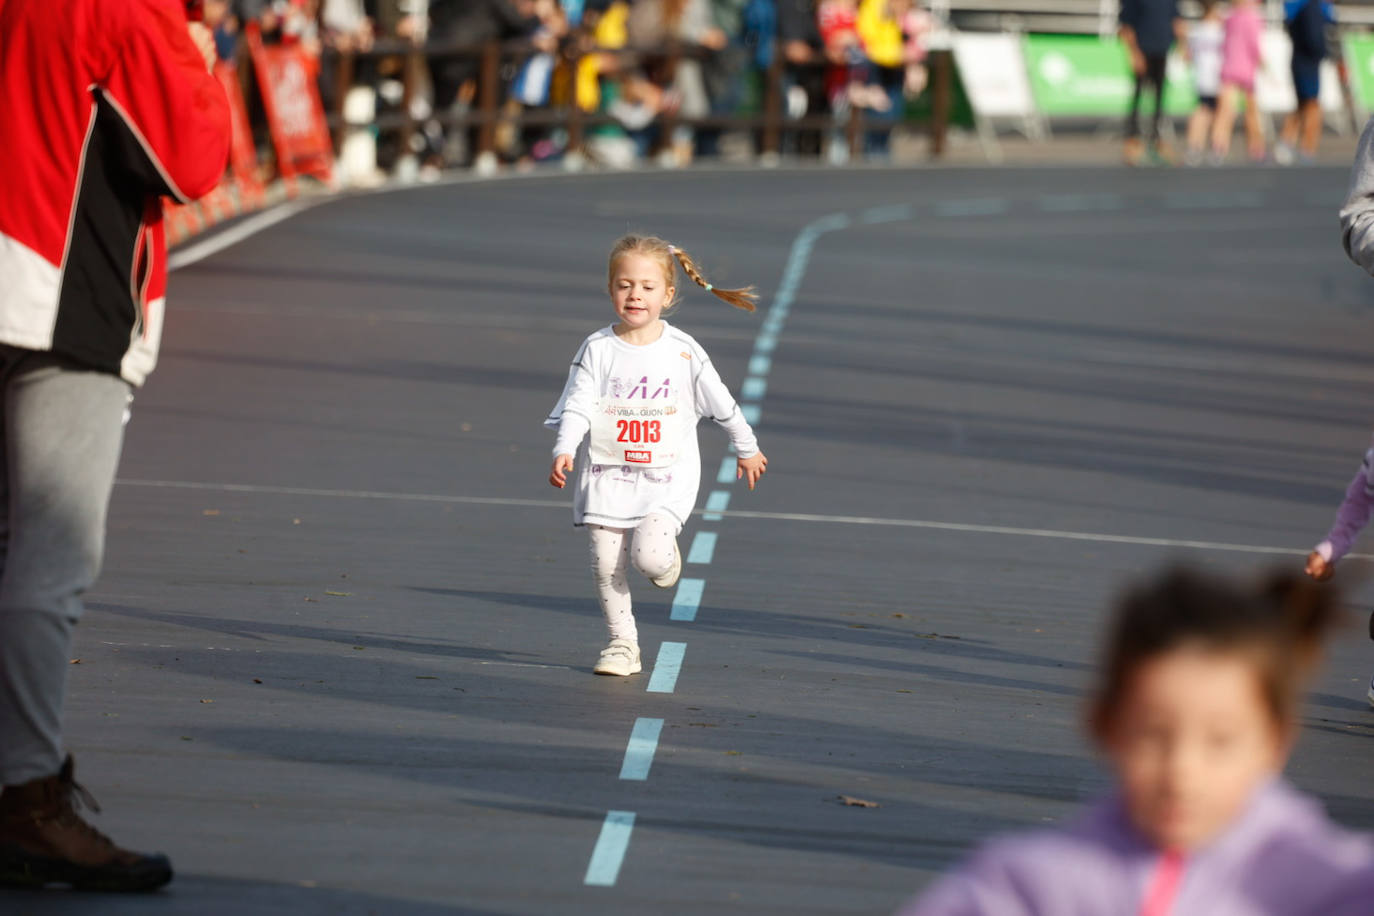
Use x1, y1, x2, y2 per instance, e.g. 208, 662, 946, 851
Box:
669, 244, 758, 312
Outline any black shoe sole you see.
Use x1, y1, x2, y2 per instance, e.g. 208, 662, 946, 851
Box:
0, 847, 172, 892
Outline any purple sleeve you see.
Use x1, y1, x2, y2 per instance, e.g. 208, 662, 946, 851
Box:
1316, 456, 1374, 563
894, 843, 1040, 916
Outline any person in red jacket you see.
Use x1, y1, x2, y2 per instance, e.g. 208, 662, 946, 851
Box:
0, 0, 230, 892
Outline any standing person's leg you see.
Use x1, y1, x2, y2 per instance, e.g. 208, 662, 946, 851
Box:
1186, 101, 1211, 159
1124, 68, 1146, 158
1300, 99, 1323, 155
1242, 89, 1265, 160
0, 351, 169, 892
1147, 54, 1167, 151
1212, 84, 1238, 156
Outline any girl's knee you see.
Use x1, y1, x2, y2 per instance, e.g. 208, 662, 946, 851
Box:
632, 551, 673, 580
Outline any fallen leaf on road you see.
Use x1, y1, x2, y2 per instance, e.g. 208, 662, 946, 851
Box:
69, 658, 81, 664
325, 590, 352, 597
838, 795, 880, 808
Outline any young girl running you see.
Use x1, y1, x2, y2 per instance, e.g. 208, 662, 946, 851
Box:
545, 235, 768, 676
899, 565, 1374, 915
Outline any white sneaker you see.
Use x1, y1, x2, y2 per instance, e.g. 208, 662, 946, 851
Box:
650, 538, 682, 589
1366, 673, 1374, 708
593, 639, 641, 676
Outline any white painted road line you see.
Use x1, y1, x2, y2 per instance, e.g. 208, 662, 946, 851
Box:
619, 718, 665, 781
584, 811, 636, 886
935, 198, 1010, 218
115, 478, 569, 510
647, 642, 687, 693
718, 507, 1341, 558
115, 479, 1370, 560
167, 201, 316, 271
670, 579, 706, 622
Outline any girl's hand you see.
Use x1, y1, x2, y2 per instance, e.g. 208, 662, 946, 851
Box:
737, 451, 768, 490
550, 454, 574, 489
1306, 550, 1334, 581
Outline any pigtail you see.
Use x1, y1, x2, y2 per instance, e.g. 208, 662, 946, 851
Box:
670, 245, 758, 313
1262, 570, 1343, 673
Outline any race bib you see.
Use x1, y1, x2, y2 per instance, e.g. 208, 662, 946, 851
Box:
590, 397, 682, 468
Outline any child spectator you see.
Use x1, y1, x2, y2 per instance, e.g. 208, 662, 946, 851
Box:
1184, 0, 1224, 165
1210, 0, 1265, 162
899, 566, 1374, 915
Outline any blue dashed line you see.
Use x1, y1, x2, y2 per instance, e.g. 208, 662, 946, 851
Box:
716, 456, 736, 484
741, 404, 762, 425
702, 490, 730, 520
619, 718, 664, 781
670, 579, 705, 622
647, 642, 687, 693
687, 532, 717, 565
741, 377, 767, 400
584, 811, 636, 886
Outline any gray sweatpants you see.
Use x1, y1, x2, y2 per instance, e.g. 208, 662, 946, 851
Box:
0, 349, 131, 786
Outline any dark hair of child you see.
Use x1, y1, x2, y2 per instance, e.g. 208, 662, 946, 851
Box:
1089, 566, 1342, 740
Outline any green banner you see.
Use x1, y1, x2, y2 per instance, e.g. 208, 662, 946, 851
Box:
1023, 34, 1196, 118
1345, 34, 1374, 110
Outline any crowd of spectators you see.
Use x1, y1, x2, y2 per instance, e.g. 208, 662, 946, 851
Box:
200, 0, 937, 177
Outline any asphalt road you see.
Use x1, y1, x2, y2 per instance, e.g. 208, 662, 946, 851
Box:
7, 163, 1374, 915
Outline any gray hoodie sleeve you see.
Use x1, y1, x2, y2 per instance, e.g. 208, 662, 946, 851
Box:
1339, 116, 1374, 275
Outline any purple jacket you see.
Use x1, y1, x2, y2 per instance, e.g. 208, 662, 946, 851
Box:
898, 780, 1374, 915
1314, 439, 1374, 564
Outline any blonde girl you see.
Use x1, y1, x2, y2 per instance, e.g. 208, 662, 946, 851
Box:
545, 235, 768, 676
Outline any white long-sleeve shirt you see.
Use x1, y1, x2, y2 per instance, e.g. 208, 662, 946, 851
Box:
544, 322, 759, 530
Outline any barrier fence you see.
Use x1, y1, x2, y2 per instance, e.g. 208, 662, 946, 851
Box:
164, 26, 1374, 245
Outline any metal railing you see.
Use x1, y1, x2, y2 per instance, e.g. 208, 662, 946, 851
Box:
316, 36, 954, 166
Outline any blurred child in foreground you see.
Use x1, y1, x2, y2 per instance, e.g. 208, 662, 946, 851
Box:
898, 566, 1374, 915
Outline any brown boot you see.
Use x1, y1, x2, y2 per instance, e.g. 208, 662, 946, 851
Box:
0, 756, 172, 891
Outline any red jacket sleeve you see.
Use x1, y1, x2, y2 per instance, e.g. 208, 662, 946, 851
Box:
102, 0, 231, 203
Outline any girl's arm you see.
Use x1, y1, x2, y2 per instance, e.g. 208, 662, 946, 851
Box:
1310, 452, 1374, 574
693, 358, 759, 457
544, 342, 597, 486
692, 357, 767, 488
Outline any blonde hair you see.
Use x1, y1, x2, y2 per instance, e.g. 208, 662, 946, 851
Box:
607, 234, 757, 313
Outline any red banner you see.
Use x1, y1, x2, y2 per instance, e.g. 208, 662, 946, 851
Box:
215, 61, 262, 199
245, 23, 334, 187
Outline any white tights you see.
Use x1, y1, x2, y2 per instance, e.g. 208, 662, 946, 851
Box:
587, 513, 677, 643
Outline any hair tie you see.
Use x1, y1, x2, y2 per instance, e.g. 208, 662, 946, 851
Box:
704, 283, 713, 292
668, 245, 677, 254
